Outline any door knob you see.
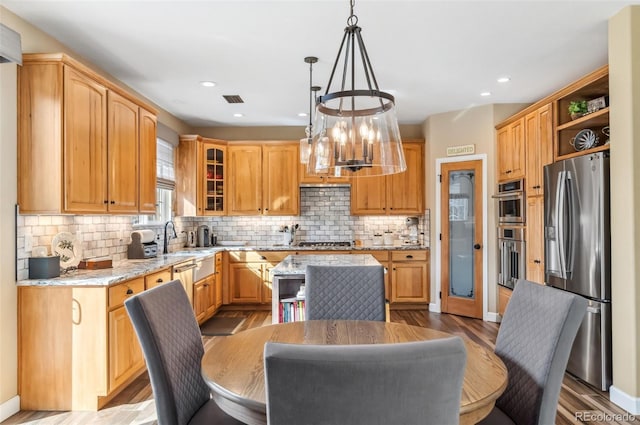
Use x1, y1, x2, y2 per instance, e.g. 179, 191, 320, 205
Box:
473, 243, 481, 250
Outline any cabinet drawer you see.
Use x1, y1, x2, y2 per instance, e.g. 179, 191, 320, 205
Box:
391, 250, 428, 262
145, 268, 172, 290
109, 277, 145, 309
363, 250, 389, 262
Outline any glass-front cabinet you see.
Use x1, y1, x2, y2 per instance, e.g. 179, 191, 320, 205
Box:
200, 142, 226, 215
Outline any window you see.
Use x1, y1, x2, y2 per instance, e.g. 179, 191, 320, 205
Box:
134, 138, 175, 226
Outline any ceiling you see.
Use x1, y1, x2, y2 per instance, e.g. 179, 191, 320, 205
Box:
3, 0, 639, 128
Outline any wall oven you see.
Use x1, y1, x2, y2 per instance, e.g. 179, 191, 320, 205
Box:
497, 226, 526, 289
493, 179, 525, 224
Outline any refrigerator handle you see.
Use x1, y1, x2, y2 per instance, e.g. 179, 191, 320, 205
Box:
556, 171, 568, 279
565, 172, 575, 276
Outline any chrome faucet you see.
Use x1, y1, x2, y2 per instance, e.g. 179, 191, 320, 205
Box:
164, 220, 177, 254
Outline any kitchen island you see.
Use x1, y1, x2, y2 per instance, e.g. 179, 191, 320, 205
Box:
270, 254, 381, 324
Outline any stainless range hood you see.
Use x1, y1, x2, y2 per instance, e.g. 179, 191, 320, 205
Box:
0, 23, 22, 65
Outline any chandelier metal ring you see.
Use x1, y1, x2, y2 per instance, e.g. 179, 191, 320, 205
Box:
317, 90, 395, 117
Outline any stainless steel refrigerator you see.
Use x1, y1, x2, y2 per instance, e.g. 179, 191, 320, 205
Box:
544, 152, 611, 391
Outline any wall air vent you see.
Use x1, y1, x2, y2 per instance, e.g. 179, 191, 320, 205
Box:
223, 95, 244, 104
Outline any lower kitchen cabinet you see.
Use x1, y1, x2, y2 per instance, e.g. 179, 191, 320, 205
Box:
194, 275, 217, 323
390, 250, 430, 303
108, 305, 144, 390
214, 252, 223, 309
498, 285, 512, 316
526, 195, 545, 284
19, 273, 162, 411
227, 251, 289, 305
144, 267, 172, 290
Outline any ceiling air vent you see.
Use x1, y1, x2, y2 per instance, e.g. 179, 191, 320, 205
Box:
223, 95, 244, 104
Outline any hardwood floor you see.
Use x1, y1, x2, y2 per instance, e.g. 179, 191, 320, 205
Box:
4, 310, 638, 425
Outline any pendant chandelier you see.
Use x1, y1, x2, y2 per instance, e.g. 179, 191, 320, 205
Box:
300, 56, 321, 164
307, 0, 406, 177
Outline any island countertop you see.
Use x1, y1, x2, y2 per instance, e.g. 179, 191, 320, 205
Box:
270, 254, 381, 276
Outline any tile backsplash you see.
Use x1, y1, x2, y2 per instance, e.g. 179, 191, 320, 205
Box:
16, 187, 429, 280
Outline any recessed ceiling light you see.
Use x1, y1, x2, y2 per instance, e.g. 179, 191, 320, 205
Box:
298, 112, 308, 117
233, 113, 243, 118
200, 81, 216, 87
497, 76, 511, 83
480, 92, 491, 97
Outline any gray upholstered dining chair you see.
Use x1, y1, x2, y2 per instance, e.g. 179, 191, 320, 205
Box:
305, 264, 386, 321
125, 280, 242, 425
479, 279, 588, 425
264, 337, 467, 425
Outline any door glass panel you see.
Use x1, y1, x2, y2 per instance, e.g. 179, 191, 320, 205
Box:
448, 170, 475, 299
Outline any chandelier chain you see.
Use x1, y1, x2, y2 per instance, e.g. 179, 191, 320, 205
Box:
347, 0, 358, 26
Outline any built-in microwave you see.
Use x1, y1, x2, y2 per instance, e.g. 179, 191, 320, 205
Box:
493, 179, 525, 224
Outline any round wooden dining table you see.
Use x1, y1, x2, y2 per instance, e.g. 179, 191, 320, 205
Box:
201, 320, 508, 425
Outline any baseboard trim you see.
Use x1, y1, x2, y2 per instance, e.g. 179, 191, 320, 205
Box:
485, 312, 502, 323
610, 385, 640, 415
0, 395, 20, 422
429, 302, 441, 313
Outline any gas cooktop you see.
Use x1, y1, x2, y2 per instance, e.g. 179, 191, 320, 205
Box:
297, 241, 351, 247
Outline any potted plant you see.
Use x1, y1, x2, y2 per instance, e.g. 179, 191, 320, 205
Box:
568, 100, 588, 120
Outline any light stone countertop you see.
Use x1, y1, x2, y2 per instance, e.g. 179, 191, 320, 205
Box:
18, 245, 427, 287
270, 254, 381, 276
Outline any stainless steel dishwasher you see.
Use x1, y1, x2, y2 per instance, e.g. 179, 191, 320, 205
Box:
172, 260, 197, 304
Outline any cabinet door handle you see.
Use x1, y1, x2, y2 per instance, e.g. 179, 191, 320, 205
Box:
260, 255, 267, 260
103, 200, 108, 204
534, 259, 541, 264
406, 255, 414, 259
473, 244, 481, 250
258, 208, 261, 211
265, 208, 269, 211
390, 207, 393, 210
110, 200, 116, 204
126, 288, 133, 295
156, 278, 163, 283
204, 284, 209, 287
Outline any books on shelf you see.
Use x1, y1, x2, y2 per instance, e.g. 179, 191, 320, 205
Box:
279, 296, 305, 323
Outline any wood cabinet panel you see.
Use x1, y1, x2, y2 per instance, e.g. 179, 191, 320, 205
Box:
526, 196, 545, 284
107, 91, 139, 212
228, 145, 263, 215
145, 268, 172, 290
215, 253, 223, 309
108, 277, 145, 309
351, 141, 424, 215
263, 143, 299, 215
200, 142, 226, 215
498, 285, 512, 316
387, 142, 424, 214
139, 108, 157, 213
497, 118, 526, 182
229, 263, 263, 303
299, 162, 350, 184
63, 66, 108, 213
351, 175, 387, 214
18, 63, 64, 213
525, 104, 553, 196
108, 305, 144, 391
391, 262, 429, 303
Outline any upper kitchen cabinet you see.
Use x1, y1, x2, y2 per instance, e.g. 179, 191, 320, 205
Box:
524, 103, 553, 196
299, 162, 350, 185
138, 108, 157, 214
228, 142, 299, 216
496, 117, 526, 183
176, 135, 227, 216
18, 53, 157, 214
107, 91, 139, 213
351, 140, 424, 215
554, 66, 609, 160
